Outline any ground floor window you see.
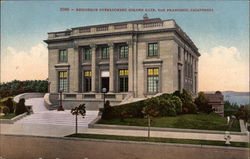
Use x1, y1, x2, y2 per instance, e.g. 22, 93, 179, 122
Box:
119, 69, 128, 92
83, 70, 91, 92
58, 71, 68, 92
147, 68, 159, 93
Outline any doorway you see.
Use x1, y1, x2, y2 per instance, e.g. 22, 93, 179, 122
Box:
101, 77, 109, 92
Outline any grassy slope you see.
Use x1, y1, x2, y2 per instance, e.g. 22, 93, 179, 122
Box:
67, 133, 249, 148
98, 113, 240, 132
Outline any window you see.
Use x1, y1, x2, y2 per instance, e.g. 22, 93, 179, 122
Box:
83, 70, 91, 92
119, 45, 128, 59
58, 71, 68, 92
101, 47, 109, 59
148, 43, 158, 57
178, 46, 181, 61
119, 69, 128, 92
59, 50, 67, 62
84, 48, 92, 60
147, 68, 159, 93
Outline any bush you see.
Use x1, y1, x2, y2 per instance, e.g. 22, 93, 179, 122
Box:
3, 98, 14, 113
15, 98, 28, 115
101, 100, 114, 120
2, 106, 10, 115
195, 92, 213, 114
173, 89, 197, 114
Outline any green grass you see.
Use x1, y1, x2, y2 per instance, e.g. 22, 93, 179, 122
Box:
0, 113, 16, 119
66, 133, 249, 148
98, 113, 240, 132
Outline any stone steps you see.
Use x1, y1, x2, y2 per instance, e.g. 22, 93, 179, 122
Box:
15, 98, 98, 127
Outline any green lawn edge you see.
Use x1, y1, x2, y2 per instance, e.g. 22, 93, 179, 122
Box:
66, 133, 250, 148
0, 113, 16, 119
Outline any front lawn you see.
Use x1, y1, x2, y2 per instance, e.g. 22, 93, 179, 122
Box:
98, 113, 240, 132
0, 113, 16, 119
66, 133, 249, 148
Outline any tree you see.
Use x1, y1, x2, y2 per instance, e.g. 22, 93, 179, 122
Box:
224, 101, 239, 117
195, 92, 213, 114
71, 104, 86, 134
236, 105, 250, 123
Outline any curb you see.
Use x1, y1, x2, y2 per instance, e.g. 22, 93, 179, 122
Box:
0, 112, 28, 124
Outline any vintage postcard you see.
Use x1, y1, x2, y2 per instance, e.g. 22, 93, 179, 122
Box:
0, 0, 249, 159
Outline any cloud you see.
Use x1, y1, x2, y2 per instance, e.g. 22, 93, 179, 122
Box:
199, 46, 249, 92
1, 43, 48, 82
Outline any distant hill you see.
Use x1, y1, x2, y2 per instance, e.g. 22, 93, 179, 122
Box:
204, 91, 249, 106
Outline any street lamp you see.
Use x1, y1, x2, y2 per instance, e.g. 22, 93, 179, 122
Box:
102, 88, 107, 107
58, 89, 64, 111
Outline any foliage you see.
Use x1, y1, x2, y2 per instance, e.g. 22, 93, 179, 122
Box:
2, 106, 10, 115
224, 101, 239, 117
194, 92, 214, 114
101, 100, 145, 119
71, 103, 86, 117
3, 98, 14, 113
0, 80, 48, 98
235, 105, 250, 122
15, 98, 28, 115
173, 90, 197, 114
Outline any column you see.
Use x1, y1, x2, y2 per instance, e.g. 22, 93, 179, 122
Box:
91, 44, 96, 92
109, 43, 114, 92
128, 41, 133, 92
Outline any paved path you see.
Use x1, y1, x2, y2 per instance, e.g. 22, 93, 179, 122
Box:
0, 97, 249, 143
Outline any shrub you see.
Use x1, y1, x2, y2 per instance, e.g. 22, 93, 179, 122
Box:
15, 98, 28, 115
173, 89, 197, 114
3, 98, 14, 113
2, 106, 10, 115
101, 100, 115, 120
195, 92, 213, 114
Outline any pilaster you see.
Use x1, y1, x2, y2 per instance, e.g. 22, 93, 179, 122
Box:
91, 44, 97, 92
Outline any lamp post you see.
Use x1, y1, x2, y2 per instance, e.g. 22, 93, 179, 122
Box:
102, 88, 107, 107
58, 89, 64, 111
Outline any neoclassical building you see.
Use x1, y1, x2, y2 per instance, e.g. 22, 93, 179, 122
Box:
44, 15, 200, 109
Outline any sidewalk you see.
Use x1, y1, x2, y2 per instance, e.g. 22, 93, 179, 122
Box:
1, 123, 249, 142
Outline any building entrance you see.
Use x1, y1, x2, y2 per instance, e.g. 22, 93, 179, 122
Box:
101, 77, 109, 92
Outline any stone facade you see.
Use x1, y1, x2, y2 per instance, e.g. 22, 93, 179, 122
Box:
44, 15, 200, 109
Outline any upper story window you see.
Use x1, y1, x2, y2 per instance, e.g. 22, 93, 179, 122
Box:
119, 45, 128, 59
101, 47, 109, 59
148, 43, 158, 57
119, 69, 128, 92
84, 48, 92, 60
59, 50, 67, 62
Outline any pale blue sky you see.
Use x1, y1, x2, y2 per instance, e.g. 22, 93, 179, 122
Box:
1, 0, 249, 56
1, 0, 249, 91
